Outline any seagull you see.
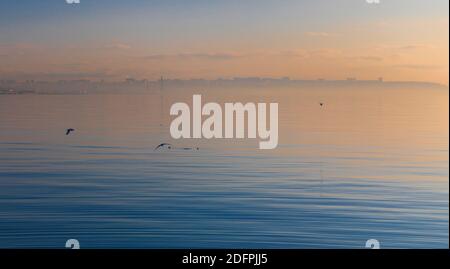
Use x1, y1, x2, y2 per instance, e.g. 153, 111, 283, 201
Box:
66, 128, 75, 135
154, 143, 172, 150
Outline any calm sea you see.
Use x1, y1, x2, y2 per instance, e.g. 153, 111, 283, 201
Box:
0, 86, 448, 248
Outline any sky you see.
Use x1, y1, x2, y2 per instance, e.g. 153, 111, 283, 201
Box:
0, 0, 448, 84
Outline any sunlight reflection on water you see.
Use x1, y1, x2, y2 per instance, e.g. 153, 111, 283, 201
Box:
0, 87, 448, 248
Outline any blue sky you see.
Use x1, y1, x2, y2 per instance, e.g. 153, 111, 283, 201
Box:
1, 0, 447, 46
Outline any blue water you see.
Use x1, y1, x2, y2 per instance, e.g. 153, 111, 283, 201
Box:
0, 87, 448, 248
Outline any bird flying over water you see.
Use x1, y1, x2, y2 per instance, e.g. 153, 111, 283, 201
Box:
66, 128, 75, 135
154, 143, 200, 151
154, 143, 172, 150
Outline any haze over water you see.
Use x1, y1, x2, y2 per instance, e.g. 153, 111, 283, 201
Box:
0, 86, 448, 248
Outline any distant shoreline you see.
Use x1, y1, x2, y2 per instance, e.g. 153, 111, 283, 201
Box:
0, 78, 448, 95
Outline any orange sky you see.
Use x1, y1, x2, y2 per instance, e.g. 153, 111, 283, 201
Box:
0, 1, 448, 85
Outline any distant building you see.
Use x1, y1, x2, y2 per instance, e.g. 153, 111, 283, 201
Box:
125, 78, 136, 84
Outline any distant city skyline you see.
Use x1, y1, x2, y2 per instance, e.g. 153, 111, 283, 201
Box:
1, 75, 445, 84
0, 0, 448, 84
2, 75, 446, 96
